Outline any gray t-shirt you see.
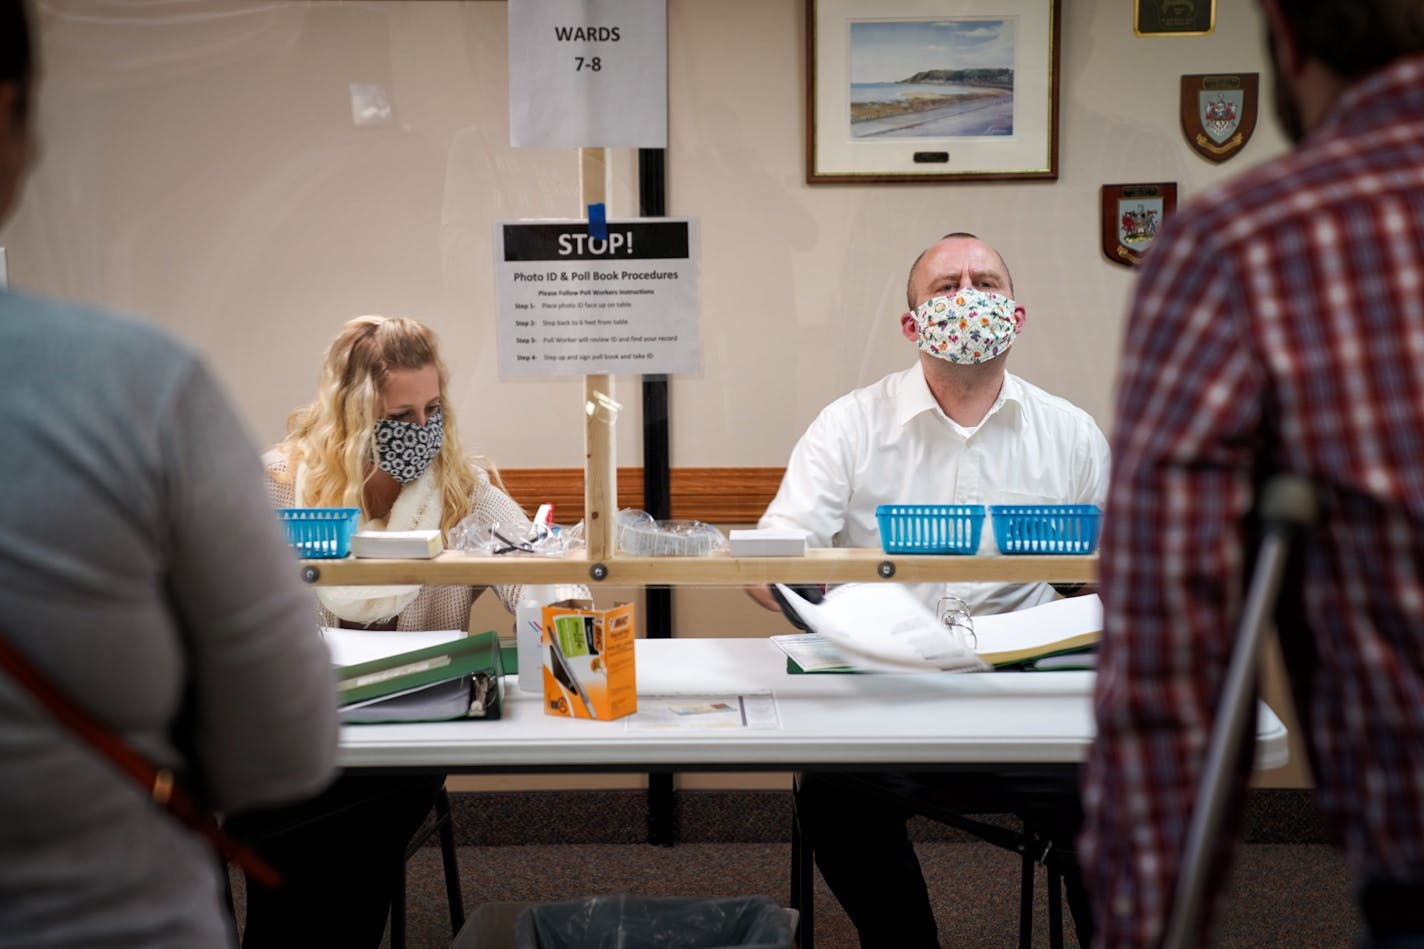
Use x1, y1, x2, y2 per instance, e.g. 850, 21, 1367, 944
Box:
0, 290, 339, 947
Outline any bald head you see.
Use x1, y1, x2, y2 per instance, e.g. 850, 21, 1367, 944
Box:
905, 233, 1015, 310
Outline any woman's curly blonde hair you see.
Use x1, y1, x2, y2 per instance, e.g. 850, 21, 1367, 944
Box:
273, 315, 494, 533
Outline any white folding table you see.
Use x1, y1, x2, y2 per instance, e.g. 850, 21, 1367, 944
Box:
340, 636, 1288, 949
339, 636, 1288, 773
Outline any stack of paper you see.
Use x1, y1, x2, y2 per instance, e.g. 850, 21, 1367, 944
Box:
351, 529, 443, 559
772, 584, 1102, 673
970, 594, 1102, 667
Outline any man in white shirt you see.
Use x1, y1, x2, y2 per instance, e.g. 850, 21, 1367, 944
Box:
750, 233, 1107, 947
750, 232, 1108, 616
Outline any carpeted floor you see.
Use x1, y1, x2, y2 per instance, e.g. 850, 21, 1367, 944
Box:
394, 839, 1358, 948
229, 788, 1364, 948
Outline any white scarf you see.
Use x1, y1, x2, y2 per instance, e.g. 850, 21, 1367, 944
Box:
296, 463, 442, 625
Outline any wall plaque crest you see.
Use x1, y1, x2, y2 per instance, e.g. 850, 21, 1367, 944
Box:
1101, 182, 1177, 268
1135, 0, 1215, 35
1181, 73, 1258, 162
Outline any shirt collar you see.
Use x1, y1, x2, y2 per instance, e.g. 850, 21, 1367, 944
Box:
894, 361, 1026, 433
992, 373, 1027, 430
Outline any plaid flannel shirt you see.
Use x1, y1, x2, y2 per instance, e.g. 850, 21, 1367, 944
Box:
1081, 53, 1424, 947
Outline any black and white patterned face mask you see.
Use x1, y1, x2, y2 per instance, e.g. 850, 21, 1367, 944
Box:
373, 409, 444, 484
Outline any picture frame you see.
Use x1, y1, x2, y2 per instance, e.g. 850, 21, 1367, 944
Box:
1134, 0, 1215, 37
806, 0, 1061, 184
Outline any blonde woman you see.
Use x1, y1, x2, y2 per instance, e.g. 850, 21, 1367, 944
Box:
266, 314, 580, 629
232, 315, 584, 948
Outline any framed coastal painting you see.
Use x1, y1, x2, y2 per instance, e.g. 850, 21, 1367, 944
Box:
806, 0, 1061, 183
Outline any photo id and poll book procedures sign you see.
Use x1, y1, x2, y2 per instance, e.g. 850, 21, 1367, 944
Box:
496, 219, 699, 377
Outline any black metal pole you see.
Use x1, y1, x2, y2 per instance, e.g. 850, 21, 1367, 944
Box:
638, 147, 676, 846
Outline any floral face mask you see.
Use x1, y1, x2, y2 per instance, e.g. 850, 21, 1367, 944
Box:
910, 288, 1019, 365
373, 408, 444, 484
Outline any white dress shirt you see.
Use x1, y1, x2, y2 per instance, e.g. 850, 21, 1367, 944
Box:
761, 363, 1110, 616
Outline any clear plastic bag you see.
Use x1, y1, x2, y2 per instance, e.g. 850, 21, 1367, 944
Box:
616, 509, 728, 557
513, 895, 794, 949
446, 515, 585, 558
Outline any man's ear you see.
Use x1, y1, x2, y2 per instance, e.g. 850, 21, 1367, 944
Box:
900, 311, 919, 342
1012, 302, 1028, 333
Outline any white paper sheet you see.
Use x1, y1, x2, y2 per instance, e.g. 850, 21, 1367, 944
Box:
508, 0, 667, 148
625, 692, 781, 731
770, 633, 857, 673
320, 627, 467, 668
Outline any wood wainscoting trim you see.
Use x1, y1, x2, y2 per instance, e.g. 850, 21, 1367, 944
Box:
497, 467, 784, 525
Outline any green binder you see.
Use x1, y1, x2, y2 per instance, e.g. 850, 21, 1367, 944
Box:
336, 630, 504, 716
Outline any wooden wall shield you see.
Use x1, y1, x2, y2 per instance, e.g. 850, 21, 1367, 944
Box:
1101, 182, 1177, 268
1181, 73, 1258, 162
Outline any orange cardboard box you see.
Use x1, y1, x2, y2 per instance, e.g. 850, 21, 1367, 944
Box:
541, 599, 637, 720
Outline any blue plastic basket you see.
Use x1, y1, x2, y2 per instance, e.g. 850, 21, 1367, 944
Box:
874, 504, 985, 555
989, 504, 1102, 555
277, 507, 360, 559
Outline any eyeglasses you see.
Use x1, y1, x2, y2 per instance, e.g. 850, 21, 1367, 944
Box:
490, 529, 538, 556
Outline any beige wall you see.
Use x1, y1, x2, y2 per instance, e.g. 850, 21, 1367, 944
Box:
5, 1, 1305, 789
7, 0, 1286, 458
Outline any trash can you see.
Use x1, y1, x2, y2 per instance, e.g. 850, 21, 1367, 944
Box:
452, 902, 532, 949
509, 895, 794, 949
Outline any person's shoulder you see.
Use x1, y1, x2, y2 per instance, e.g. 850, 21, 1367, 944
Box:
466, 459, 494, 488
797, 368, 910, 441
1, 290, 197, 359
1007, 374, 1103, 432
460, 457, 531, 522
825, 365, 914, 413
460, 456, 504, 502
1161, 127, 1353, 247
262, 447, 291, 477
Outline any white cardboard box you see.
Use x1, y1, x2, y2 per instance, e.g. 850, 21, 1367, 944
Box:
728, 528, 809, 557
351, 529, 442, 559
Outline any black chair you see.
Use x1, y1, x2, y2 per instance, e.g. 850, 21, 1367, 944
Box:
789, 775, 1088, 949
391, 785, 465, 949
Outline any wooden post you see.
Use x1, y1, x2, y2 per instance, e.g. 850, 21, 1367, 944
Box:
580, 147, 616, 560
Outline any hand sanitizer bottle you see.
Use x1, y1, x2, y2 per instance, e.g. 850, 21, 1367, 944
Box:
516, 585, 557, 693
